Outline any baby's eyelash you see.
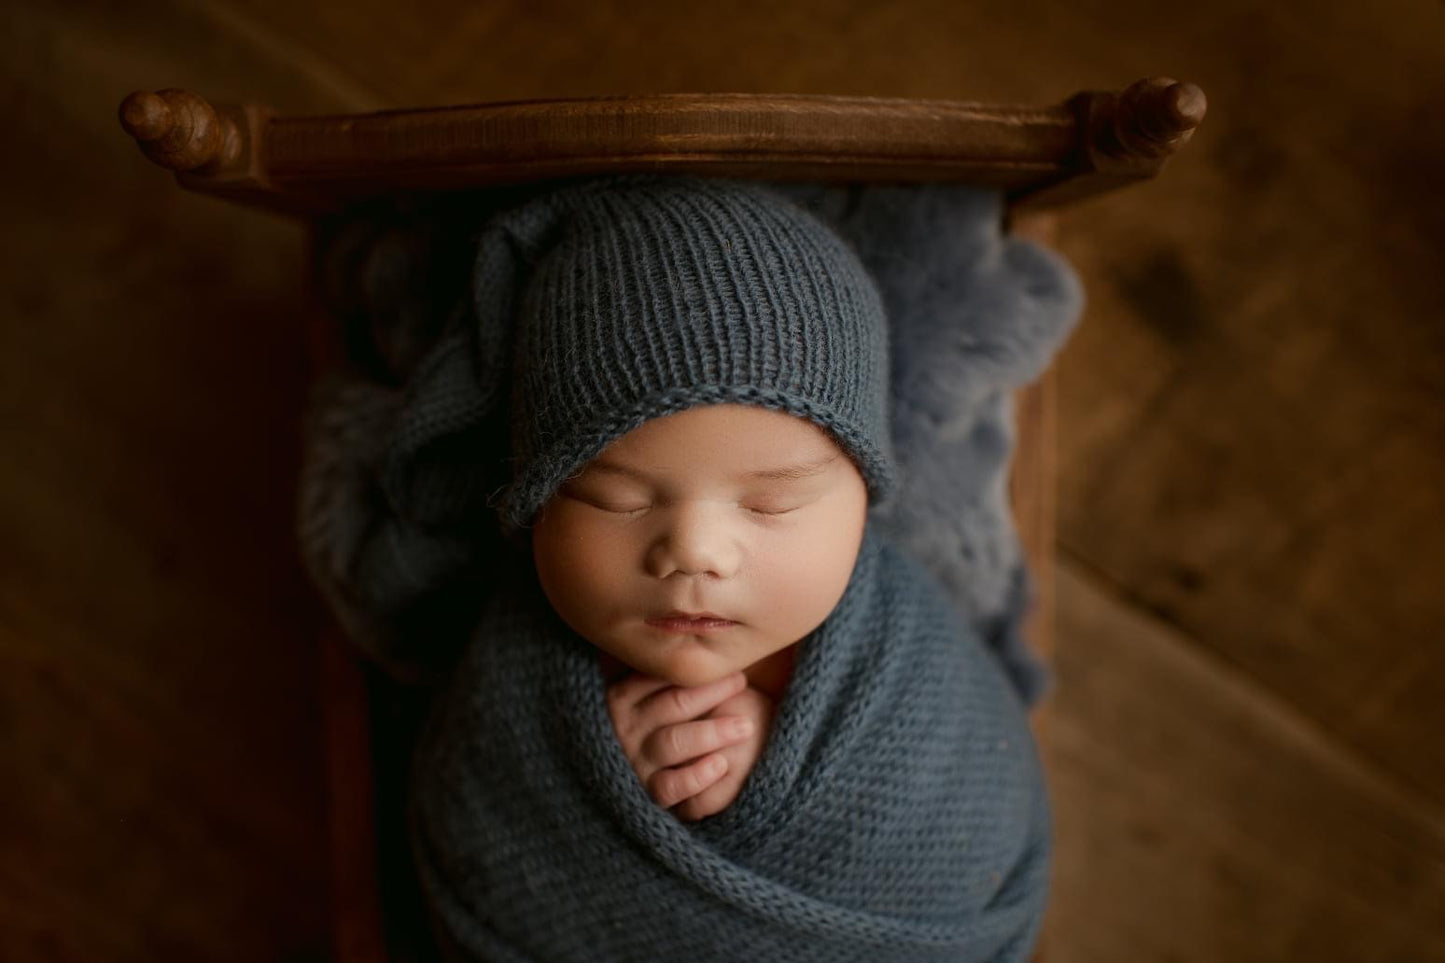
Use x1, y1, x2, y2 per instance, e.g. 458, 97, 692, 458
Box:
561, 487, 649, 514
593, 500, 649, 515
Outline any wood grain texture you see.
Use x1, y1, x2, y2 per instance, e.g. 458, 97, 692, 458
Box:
3, 1, 337, 960
1042, 563, 1445, 962
118, 84, 1201, 216
1050, 0, 1445, 807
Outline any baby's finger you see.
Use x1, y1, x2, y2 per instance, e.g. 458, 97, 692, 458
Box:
673, 779, 735, 823
643, 716, 754, 769
638, 672, 747, 726
649, 753, 729, 810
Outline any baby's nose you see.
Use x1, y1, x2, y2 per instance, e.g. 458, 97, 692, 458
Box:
644, 502, 742, 580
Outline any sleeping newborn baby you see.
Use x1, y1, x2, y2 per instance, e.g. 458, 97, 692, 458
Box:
535, 402, 868, 824
392, 175, 1051, 962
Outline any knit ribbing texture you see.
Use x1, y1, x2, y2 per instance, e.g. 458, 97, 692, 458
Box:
411, 522, 1050, 962
496, 175, 894, 529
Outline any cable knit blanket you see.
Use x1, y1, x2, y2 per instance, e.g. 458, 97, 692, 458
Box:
410, 521, 1050, 963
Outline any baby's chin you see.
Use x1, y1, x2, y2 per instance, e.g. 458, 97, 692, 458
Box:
600, 637, 747, 689
647, 646, 740, 688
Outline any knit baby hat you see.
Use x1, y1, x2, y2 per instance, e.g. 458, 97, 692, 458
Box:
496, 175, 898, 530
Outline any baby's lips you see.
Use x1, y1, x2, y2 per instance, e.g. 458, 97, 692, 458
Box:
651, 608, 733, 621
645, 615, 739, 632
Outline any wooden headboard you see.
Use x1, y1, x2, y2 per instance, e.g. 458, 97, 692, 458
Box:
119, 78, 1205, 217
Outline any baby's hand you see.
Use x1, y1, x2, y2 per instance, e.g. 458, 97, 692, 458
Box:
606, 671, 766, 820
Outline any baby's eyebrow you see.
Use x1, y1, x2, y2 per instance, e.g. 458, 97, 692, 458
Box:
580, 452, 839, 483
575, 460, 647, 481
743, 452, 839, 481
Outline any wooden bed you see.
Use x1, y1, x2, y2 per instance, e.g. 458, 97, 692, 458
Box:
119, 76, 1204, 962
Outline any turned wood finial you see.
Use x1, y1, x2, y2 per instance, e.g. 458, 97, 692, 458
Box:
119, 88, 240, 172
1109, 77, 1207, 159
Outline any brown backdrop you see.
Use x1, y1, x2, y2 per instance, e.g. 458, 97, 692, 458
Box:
4, 1, 1443, 960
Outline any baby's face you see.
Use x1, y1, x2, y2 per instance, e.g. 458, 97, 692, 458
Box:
531, 404, 868, 687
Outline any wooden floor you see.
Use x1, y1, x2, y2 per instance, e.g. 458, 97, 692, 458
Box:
4, 1, 1443, 960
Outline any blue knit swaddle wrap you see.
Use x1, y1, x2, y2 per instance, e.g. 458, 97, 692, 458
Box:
412, 522, 1050, 962
295, 175, 1085, 961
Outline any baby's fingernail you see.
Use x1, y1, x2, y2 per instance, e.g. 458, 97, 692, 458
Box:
706, 754, 727, 775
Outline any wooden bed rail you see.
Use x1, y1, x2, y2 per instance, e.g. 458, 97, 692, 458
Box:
118, 78, 1204, 217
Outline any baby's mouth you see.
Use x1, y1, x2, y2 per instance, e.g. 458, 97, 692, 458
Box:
645, 612, 738, 632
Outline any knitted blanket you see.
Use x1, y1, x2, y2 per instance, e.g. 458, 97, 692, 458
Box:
410, 521, 1050, 963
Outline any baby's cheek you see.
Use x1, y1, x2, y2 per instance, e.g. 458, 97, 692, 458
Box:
535, 518, 632, 648
754, 539, 854, 627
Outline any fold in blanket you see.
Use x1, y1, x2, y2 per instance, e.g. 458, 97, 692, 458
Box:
410, 522, 1050, 962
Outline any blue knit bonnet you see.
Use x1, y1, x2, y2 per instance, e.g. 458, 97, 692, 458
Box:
483, 175, 896, 530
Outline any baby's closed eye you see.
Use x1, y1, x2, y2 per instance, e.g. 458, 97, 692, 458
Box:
560, 480, 651, 514
742, 497, 804, 516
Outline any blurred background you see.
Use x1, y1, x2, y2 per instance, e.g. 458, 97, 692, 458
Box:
3, 1, 1442, 960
